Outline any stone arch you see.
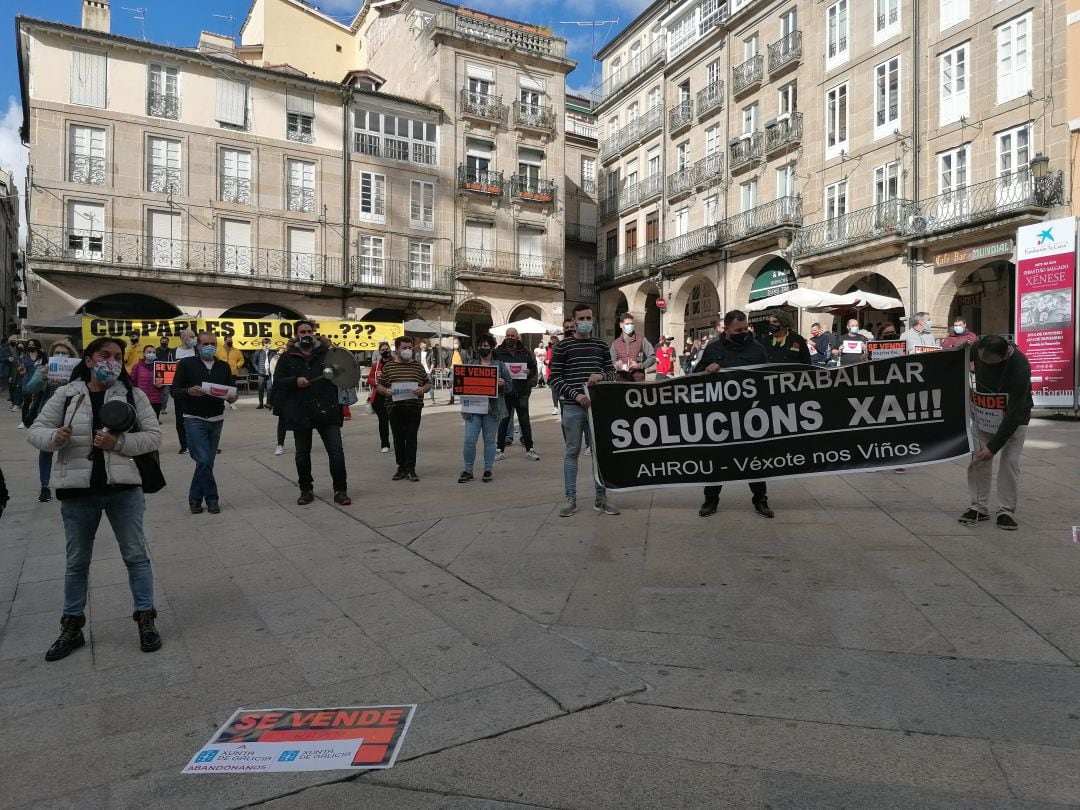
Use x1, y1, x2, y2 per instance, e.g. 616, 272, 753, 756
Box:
83, 293, 181, 319
670, 273, 721, 341
929, 261, 1015, 336
508, 303, 542, 322
219, 303, 304, 320
735, 254, 796, 308
599, 289, 629, 342
831, 271, 906, 336
627, 280, 662, 344
452, 299, 494, 348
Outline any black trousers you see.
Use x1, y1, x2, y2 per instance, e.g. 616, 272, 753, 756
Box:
703, 481, 767, 503
257, 374, 271, 405
389, 406, 422, 472
497, 394, 534, 451
372, 393, 390, 448
174, 399, 187, 450
293, 422, 347, 492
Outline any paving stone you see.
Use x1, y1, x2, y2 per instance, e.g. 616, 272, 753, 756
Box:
277, 617, 399, 686
381, 625, 518, 699
337, 588, 448, 641
262, 782, 554, 810
248, 585, 346, 635
991, 741, 1080, 804
917, 604, 1073, 664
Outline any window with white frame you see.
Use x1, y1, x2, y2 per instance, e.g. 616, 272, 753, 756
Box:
875, 0, 899, 42
410, 180, 434, 229
776, 162, 797, 198
825, 83, 848, 158
743, 35, 758, 60
608, 116, 620, 139
997, 123, 1031, 183
705, 125, 721, 156
409, 241, 433, 288
147, 136, 181, 194
627, 101, 639, 124
824, 180, 847, 240
647, 147, 660, 177
517, 228, 544, 277
704, 194, 718, 227
220, 218, 251, 274
287, 227, 315, 281
996, 13, 1032, 105
147, 63, 179, 119
874, 57, 900, 139
741, 103, 758, 135
648, 86, 661, 110
874, 160, 902, 205
780, 8, 798, 38
625, 158, 639, 188
938, 144, 969, 194
939, 43, 969, 126
146, 210, 181, 268
352, 109, 437, 164
359, 171, 386, 223
215, 78, 249, 130
740, 179, 757, 212
826, 0, 849, 70
286, 90, 315, 144
69, 125, 105, 186
465, 220, 494, 257
676, 141, 690, 171
517, 147, 545, 193
778, 82, 797, 117
71, 49, 107, 108
939, 0, 969, 32
219, 148, 251, 204
67, 201, 105, 259
674, 208, 689, 236
581, 156, 596, 191
286, 159, 315, 213
465, 138, 493, 180
706, 59, 722, 88
357, 235, 384, 284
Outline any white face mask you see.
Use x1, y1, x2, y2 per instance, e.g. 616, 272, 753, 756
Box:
399, 349, 414, 360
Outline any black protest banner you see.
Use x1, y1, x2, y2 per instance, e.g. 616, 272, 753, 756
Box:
587, 351, 971, 491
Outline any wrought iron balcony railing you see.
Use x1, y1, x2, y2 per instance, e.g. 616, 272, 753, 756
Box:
287, 186, 316, 214
454, 247, 564, 284
565, 222, 597, 243
513, 100, 555, 131
580, 179, 597, 195
220, 176, 252, 204
729, 132, 763, 169
287, 114, 315, 144
593, 37, 667, 102
793, 199, 916, 258
658, 224, 724, 264
767, 30, 802, 73
148, 166, 181, 195
350, 258, 454, 293
913, 170, 1065, 236
510, 175, 557, 203
146, 91, 179, 120
667, 166, 695, 199
70, 155, 105, 186
618, 174, 663, 212
697, 81, 725, 117
764, 113, 803, 153
27, 223, 346, 285
599, 132, 620, 162
597, 244, 662, 283
458, 166, 505, 195
599, 193, 620, 220
668, 100, 694, 132
429, 10, 566, 59
721, 195, 802, 243
667, 152, 726, 199
877, 6, 899, 29
460, 89, 508, 125
732, 54, 764, 95
636, 105, 663, 142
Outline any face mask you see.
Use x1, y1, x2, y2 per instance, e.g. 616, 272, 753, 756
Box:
729, 332, 753, 345
298, 335, 316, 349
923, 321, 933, 331
184, 337, 196, 348
380, 349, 391, 359
622, 324, 635, 335
849, 327, 859, 334
576, 320, 594, 335
399, 349, 414, 360
199, 344, 217, 359
564, 329, 574, 336
882, 332, 897, 339
953, 326, 964, 334
54, 352, 69, 358
767, 324, 781, 334
93, 359, 121, 386
477, 347, 492, 358
145, 353, 156, 362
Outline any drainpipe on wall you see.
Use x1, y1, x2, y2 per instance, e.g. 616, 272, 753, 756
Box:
909, 0, 921, 316
341, 90, 352, 318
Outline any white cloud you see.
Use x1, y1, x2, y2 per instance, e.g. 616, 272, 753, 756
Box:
0, 96, 28, 247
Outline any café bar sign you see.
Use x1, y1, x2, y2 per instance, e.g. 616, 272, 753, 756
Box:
933, 240, 1013, 268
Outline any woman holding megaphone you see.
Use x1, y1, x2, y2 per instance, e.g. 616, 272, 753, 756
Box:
27, 337, 163, 662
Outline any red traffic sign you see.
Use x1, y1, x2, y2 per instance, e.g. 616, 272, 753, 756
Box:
655, 297, 666, 310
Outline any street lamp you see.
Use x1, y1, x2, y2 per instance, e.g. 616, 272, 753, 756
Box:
1029, 153, 1052, 206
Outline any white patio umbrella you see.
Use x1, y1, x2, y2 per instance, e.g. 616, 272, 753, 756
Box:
490, 316, 564, 337
746, 287, 852, 312
840, 290, 905, 310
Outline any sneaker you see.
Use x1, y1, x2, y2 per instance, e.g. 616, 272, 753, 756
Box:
38, 487, 51, 502
551, 407, 559, 415
594, 498, 620, 515
754, 499, 776, 519
133, 609, 162, 653
207, 502, 221, 514
380, 446, 390, 453
392, 469, 408, 481
274, 445, 285, 456
526, 449, 541, 461
958, 508, 990, 526
558, 497, 577, 518
333, 491, 352, 506
494, 450, 504, 461
407, 471, 420, 482
698, 500, 718, 517
894, 467, 907, 474
458, 471, 474, 483
45, 614, 86, 662
583, 447, 592, 456
189, 502, 204, 514
996, 514, 1019, 531
159, 410, 168, 415
256, 404, 265, 410
482, 470, 493, 483
297, 490, 315, 505
178, 447, 187, 454
16, 423, 25, 430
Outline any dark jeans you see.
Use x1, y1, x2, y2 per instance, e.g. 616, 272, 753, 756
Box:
276, 414, 287, 447
185, 418, 223, 505
174, 398, 187, 450
372, 394, 390, 448
39, 451, 53, 488
703, 481, 767, 504
257, 374, 271, 406
294, 422, 347, 492
389, 406, 422, 472
498, 394, 534, 450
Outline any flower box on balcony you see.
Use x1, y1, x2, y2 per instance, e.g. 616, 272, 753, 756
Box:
519, 191, 553, 202
466, 182, 502, 194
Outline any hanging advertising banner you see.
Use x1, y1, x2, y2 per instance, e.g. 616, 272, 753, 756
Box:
1015, 217, 1077, 408
587, 351, 971, 492
82, 317, 403, 352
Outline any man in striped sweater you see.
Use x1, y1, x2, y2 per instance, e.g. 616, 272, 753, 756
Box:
548, 303, 619, 517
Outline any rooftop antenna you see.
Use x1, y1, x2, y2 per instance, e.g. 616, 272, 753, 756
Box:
120, 6, 147, 40
211, 12, 236, 39
558, 20, 619, 92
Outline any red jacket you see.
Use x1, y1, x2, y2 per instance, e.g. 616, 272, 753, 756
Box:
129, 359, 163, 405
940, 330, 978, 350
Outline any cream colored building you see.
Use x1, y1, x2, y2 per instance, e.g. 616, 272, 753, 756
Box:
0, 169, 20, 337
595, 0, 1070, 345
563, 95, 599, 308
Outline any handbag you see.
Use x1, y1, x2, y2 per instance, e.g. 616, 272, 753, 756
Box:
123, 390, 166, 493
24, 364, 46, 395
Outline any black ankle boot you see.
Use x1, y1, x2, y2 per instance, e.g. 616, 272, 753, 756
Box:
45, 614, 86, 661
133, 609, 162, 653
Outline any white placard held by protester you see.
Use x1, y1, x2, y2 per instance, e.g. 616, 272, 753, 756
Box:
971, 392, 1007, 433
391, 381, 418, 402
201, 382, 238, 400
47, 356, 81, 384
460, 396, 489, 414
505, 362, 529, 380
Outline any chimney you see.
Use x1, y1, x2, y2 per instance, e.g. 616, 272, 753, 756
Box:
81, 0, 111, 33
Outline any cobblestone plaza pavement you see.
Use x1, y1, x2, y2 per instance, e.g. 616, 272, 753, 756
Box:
2, 397, 1079, 808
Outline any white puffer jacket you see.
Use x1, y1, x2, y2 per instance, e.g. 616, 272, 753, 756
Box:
28, 380, 162, 490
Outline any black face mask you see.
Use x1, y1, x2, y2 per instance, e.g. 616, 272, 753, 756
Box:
564, 328, 574, 336
729, 332, 753, 346
298, 335, 316, 349
477, 347, 492, 358
766, 324, 781, 334
881, 331, 897, 339
380, 350, 391, 359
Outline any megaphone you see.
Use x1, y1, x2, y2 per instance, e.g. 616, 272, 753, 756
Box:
321, 346, 360, 389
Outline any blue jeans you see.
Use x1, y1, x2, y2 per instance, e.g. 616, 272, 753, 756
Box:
561, 403, 603, 501
39, 451, 53, 488
462, 413, 499, 473
185, 418, 223, 505
60, 488, 154, 614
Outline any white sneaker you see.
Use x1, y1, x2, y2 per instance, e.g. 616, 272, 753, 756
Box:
274, 445, 285, 456
380, 446, 390, 453
583, 447, 592, 456
526, 449, 541, 461
551, 407, 559, 415
16, 423, 25, 430
494, 450, 504, 461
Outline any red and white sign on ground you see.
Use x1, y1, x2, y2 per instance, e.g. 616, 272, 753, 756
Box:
1016, 217, 1077, 408
183, 705, 415, 774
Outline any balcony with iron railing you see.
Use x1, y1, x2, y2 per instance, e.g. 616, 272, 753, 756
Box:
793, 199, 916, 258
764, 113, 803, 154
566, 117, 598, 139
27, 223, 347, 286
460, 88, 508, 126
454, 247, 564, 286
729, 132, 763, 170
635, 105, 664, 143
721, 195, 802, 244
510, 175, 557, 204
579, 179, 597, 195
513, 100, 555, 132
428, 9, 567, 60
220, 176, 252, 205
668, 99, 694, 132
350, 258, 454, 295
667, 165, 695, 199
732, 54, 764, 95
657, 224, 723, 265
618, 174, 664, 212
597, 244, 662, 284
767, 30, 802, 75
593, 37, 667, 103
565, 222, 597, 243
458, 166, 506, 196
287, 185, 316, 214
599, 132, 620, 162
147, 91, 179, 120
912, 170, 1065, 237
697, 81, 725, 118
667, 152, 726, 199
599, 193, 620, 220
70, 155, 105, 186
148, 166, 181, 195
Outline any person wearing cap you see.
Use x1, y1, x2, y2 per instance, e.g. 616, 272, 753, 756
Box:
763, 311, 812, 366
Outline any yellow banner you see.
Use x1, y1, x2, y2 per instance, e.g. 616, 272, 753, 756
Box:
82, 317, 404, 352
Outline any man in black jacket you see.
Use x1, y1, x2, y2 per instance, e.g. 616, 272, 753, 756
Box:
762, 310, 812, 366
250, 338, 275, 410
170, 331, 237, 514
697, 310, 775, 519
274, 320, 350, 506
961, 335, 1033, 531
493, 327, 540, 460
